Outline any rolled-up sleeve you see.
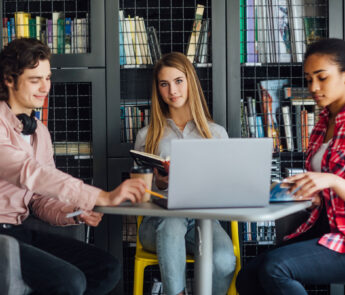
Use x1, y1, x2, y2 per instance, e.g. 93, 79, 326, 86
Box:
0, 122, 100, 211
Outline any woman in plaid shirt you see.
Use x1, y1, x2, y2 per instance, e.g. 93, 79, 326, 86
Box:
237, 38, 345, 295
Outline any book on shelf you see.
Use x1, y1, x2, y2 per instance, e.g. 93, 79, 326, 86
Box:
129, 150, 170, 176
284, 86, 311, 100
52, 12, 63, 54
147, 26, 162, 64
128, 15, 142, 65
259, 79, 288, 151
246, 0, 258, 63
118, 10, 126, 65
64, 18, 72, 54
29, 18, 36, 39
246, 96, 256, 137
285, 167, 305, 177
303, 16, 327, 46
282, 105, 294, 151
271, 0, 292, 63
53, 142, 91, 156
139, 17, 152, 64
243, 1, 326, 63
36, 16, 45, 41
14, 12, 30, 38
301, 108, 309, 152
46, 19, 53, 50
288, 0, 305, 62
2, 18, 8, 47
121, 100, 151, 142
195, 19, 210, 64
240, 0, 247, 63
34, 97, 49, 127
57, 18, 65, 54
134, 16, 146, 65
186, 4, 205, 63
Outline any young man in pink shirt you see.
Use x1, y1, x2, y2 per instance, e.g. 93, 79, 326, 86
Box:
0, 38, 146, 294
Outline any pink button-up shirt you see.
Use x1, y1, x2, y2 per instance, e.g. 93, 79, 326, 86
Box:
0, 101, 100, 225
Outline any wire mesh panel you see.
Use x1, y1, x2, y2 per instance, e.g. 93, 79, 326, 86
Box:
48, 82, 93, 184
1, 0, 90, 53
240, 0, 329, 293
119, 0, 212, 144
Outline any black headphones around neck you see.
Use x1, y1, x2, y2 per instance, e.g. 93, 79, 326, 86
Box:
17, 111, 37, 135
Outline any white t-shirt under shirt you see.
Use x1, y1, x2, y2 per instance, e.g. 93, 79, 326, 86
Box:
310, 141, 331, 172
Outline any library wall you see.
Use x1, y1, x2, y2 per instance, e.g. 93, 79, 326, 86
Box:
239, 0, 331, 293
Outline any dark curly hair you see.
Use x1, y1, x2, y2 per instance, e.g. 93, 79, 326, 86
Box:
0, 38, 51, 101
304, 38, 345, 72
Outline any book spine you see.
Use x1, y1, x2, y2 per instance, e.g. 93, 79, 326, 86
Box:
186, 4, 205, 63
282, 105, 294, 151
57, 18, 65, 54
47, 19, 53, 51
246, 0, 257, 63
65, 18, 72, 54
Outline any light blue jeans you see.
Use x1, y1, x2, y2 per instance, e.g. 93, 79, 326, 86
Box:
139, 217, 236, 295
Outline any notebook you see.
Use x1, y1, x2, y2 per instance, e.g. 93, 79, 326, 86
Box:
152, 138, 273, 209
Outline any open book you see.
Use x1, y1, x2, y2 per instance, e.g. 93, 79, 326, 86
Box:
269, 182, 304, 202
129, 150, 170, 176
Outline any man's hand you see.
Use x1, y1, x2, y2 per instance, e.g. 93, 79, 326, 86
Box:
96, 178, 147, 206
79, 211, 103, 227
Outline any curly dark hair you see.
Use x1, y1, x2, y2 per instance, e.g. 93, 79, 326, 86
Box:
0, 38, 51, 101
304, 38, 345, 72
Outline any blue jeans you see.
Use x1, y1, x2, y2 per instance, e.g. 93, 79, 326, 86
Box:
139, 217, 236, 295
236, 237, 345, 295
0, 224, 120, 295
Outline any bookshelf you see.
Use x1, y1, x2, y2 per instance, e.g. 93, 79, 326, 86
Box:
231, 0, 343, 294
0, 0, 105, 67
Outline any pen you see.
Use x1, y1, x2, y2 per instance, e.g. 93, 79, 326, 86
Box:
66, 210, 84, 218
145, 189, 167, 199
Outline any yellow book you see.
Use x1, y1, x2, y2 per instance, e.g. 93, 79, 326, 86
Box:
14, 12, 25, 38
23, 13, 30, 37
128, 15, 142, 65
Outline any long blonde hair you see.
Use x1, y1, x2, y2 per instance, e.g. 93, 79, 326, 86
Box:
145, 52, 213, 154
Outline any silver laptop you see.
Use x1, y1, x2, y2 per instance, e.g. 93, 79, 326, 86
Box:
154, 138, 273, 209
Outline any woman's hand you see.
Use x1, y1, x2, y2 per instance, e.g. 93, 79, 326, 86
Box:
285, 172, 336, 200
154, 168, 169, 190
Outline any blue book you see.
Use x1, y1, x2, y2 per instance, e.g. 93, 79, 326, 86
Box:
118, 15, 126, 65
256, 116, 264, 137
7, 20, 11, 43
269, 182, 302, 202
10, 18, 15, 41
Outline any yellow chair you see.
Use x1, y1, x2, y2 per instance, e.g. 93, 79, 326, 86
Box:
133, 217, 241, 295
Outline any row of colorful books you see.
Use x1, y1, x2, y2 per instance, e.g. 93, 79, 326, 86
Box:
243, 221, 276, 244
241, 82, 320, 153
119, 10, 160, 66
120, 101, 151, 143
242, 0, 326, 64
119, 3, 210, 67
2, 11, 88, 54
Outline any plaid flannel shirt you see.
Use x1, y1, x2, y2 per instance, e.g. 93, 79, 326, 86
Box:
285, 106, 345, 253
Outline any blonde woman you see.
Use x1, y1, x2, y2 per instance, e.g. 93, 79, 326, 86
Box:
134, 52, 236, 295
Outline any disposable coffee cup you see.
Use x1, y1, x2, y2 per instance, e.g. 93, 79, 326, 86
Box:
130, 166, 153, 202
